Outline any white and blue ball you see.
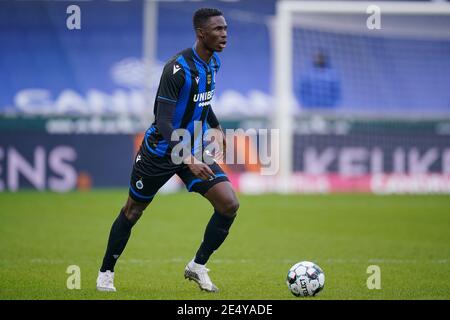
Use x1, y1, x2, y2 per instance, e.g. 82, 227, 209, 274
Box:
286, 261, 325, 297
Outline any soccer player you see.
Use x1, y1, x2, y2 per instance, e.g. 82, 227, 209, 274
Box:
96, 8, 238, 293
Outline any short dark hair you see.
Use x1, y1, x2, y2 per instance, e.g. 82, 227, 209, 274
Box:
193, 8, 223, 29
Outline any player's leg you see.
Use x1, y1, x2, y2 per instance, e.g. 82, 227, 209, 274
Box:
97, 150, 174, 292
178, 163, 239, 292
97, 196, 151, 292
99, 196, 151, 275
193, 181, 239, 265
96, 193, 157, 292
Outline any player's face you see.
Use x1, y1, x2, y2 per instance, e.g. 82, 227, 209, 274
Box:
201, 16, 228, 52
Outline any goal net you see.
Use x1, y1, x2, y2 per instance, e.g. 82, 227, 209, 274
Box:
268, 1, 450, 194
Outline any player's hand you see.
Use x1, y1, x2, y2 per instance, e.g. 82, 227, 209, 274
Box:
219, 129, 227, 162
183, 155, 215, 181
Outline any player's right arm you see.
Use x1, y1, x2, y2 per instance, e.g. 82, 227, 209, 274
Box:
155, 60, 185, 150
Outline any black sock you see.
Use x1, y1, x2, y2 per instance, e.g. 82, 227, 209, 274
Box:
194, 211, 236, 265
100, 210, 133, 272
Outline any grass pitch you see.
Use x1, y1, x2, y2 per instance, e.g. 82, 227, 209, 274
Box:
0, 190, 449, 300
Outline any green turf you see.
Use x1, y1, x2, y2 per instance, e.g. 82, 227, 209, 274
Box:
0, 190, 449, 300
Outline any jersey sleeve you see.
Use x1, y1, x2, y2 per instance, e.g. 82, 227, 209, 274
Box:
156, 100, 179, 149
207, 107, 220, 128
156, 60, 185, 105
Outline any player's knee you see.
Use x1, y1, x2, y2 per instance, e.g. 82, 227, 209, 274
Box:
123, 206, 144, 225
220, 199, 239, 218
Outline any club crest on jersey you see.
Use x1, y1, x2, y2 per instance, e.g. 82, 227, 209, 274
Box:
207, 74, 212, 85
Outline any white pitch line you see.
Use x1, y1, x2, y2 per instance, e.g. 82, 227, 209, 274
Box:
18, 257, 448, 265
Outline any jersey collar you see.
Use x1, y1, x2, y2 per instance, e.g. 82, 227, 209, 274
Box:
192, 46, 213, 71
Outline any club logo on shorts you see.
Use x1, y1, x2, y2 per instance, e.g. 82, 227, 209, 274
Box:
136, 179, 144, 190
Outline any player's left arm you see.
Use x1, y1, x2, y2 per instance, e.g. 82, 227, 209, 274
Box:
207, 107, 226, 159
208, 54, 226, 158
207, 107, 221, 129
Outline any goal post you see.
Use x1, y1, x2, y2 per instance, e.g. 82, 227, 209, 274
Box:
274, 1, 450, 193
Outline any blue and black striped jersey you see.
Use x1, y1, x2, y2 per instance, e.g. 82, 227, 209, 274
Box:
144, 47, 221, 157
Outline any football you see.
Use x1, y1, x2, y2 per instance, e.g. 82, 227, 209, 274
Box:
286, 261, 325, 297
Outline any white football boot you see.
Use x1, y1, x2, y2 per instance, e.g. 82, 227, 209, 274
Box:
184, 260, 219, 292
96, 270, 117, 292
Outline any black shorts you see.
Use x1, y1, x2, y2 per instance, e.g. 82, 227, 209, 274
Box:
128, 143, 229, 203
